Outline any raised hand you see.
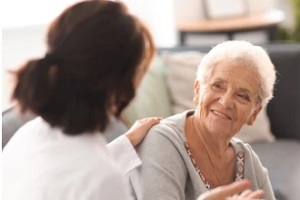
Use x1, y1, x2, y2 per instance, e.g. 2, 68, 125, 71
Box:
197, 180, 264, 200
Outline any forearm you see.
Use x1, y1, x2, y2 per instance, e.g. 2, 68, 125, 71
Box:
107, 135, 141, 173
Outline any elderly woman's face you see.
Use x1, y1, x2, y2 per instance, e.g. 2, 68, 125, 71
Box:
194, 60, 262, 138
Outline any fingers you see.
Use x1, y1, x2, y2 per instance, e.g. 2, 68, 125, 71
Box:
125, 117, 162, 146
135, 117, 162, 129
227, 191, 264, 200
239, 189, 252, 197
132, 117, 163, 131
245, 189, 264, 199
198, 180, 252, 200
223, 183, 264, 200
216, 180, 252, 197
138, 117, 162, 124
226, 185, 264, 200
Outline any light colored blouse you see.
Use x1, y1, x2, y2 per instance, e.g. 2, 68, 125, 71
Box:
3, 117, 139, 200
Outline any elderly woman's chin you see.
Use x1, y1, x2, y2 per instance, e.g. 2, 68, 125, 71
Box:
206, 114, 240, 137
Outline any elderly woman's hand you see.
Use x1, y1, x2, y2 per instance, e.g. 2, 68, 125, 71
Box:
197, 180, 264, 200
125, 117, 162, 146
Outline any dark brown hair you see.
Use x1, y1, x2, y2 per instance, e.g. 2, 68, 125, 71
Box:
12, 0, 155, 135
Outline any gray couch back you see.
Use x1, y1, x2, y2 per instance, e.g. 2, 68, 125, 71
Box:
3, 44, 300, 148
160, 43, 300, 141
266, 44, 300, 140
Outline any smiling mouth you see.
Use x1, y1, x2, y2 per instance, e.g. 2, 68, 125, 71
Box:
211, 110, 232, 120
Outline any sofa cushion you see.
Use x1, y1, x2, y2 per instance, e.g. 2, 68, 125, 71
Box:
235, 108, 275, 143
162, 51, 204, 114
161, 50, 275, 143
2, 108, 36, 148
251, 140, 300, 200
122, 56, 173, 127
264, 44, 300, 141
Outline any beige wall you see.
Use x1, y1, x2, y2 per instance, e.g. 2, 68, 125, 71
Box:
2, 25, 48, 110
1, 0, 294, 110
173, 0, 277, 22
172, 0, 286, 45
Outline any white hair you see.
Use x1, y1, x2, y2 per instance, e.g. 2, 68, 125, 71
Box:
196, 40, 276, 107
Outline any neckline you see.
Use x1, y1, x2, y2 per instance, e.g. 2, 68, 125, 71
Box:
184, 141, 245, 190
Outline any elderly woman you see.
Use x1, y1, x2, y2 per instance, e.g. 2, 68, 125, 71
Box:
130, 40, 276, 200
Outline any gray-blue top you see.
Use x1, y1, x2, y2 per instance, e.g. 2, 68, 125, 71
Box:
129, 110, 275, 200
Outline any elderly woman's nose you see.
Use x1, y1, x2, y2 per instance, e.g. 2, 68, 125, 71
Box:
218, 93, 234, 108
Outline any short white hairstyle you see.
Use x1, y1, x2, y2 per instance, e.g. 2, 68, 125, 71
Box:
196, 40, 276, 107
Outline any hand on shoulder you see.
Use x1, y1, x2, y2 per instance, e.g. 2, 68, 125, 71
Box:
125, 117, 162, 146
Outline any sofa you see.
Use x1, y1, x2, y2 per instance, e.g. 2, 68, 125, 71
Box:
122, 43, 300, 200
2, 43, 300, 200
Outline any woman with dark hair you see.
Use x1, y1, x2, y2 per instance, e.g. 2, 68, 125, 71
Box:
13, 1, 156, 134
3, 1, 265, 200
3, 1, 159, 199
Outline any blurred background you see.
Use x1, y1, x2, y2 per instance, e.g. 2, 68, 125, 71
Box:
2, 0, 300, 111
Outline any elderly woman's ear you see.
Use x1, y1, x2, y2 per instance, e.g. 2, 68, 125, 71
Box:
246, 105, 263, 126
193, 80, 200, 104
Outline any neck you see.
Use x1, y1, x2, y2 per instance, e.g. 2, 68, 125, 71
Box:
184, 113, 236, 187
187, 114, 232, 160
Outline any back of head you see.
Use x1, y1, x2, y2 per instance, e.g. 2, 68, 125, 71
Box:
12, 0, 155, 135
197, 40, 276, 106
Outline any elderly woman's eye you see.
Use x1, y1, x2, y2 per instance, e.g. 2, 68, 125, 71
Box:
212, 83, 223, 90
237, 94, 250, 102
